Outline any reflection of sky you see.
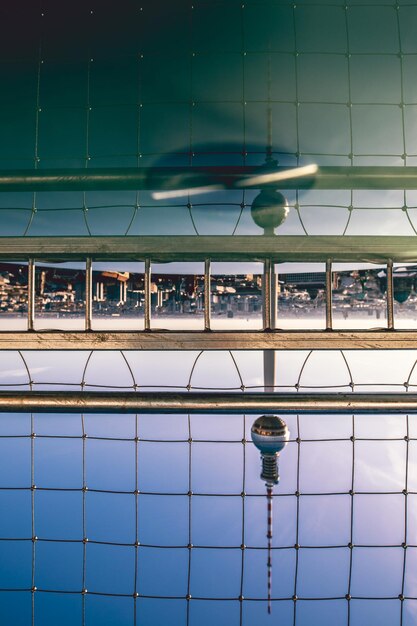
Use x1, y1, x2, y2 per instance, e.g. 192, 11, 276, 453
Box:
2, 1, 417, 624
1, 351, 417, 623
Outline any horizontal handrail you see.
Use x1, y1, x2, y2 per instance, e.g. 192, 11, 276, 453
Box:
0, 391, 415, 413
0, 330, 415, 350
0, 166, 417, 191
0, 235, 416, 263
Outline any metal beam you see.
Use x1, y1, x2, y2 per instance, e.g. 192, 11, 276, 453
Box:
27, 258, 35, 331
1, 330, 417, 350
85, 257, 92, 331
1, 166, 417, 191
144, 258, 151, 331
204, 259, 211, 331
0, 391, 416, 414
386, 259, 394, 330
1, 235, 417, 263
325, 259, 333, 331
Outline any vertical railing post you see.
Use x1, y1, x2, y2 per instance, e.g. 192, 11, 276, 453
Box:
204, 259, 211, 331
263, 258, 275, 392
85, 258, 92, 331
263, 258, 272, 331
28, 259, 35, 331
271, 263, 277, 331
326, 259, 333, 330
144, 258, 151, 331
386, 259, 394, 330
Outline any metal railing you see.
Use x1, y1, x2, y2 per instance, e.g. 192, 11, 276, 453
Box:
0, 234, 413, 350
1, 163, 417, 350
2, 165, 417, 191
0, 391, 416, 414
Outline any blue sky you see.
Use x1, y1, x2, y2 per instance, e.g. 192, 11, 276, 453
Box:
0, 349, 417, 624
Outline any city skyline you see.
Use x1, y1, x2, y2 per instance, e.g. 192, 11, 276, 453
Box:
2, 260, 417, 324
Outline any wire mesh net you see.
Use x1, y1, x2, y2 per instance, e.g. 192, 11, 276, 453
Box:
2, 1, 417, 625
0, 349, 416, 625
2, 1, 417, 236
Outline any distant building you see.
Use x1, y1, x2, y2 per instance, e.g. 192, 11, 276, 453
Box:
2, 262, 417, 318
280, 271, 326, 299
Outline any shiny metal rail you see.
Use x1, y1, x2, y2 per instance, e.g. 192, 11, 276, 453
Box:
1, 166, 417, 191
0, 391, 416, 414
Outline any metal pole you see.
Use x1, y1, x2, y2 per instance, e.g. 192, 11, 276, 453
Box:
326, 259, 333, 330
27, 259, 35, 331
263, 259, 272, 331
271, 263, 277, 330
204, 259, 211, 331
2, 166, 417, 191
144, 258, 151, 331
263, 351, 276, 393
263, 258, 276, 393
1, 391, 417, 413
386, 259, 394, 330
85, 257, 92, 331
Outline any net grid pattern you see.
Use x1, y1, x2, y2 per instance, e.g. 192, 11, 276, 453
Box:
0, 413, 414, 612
0, 349, 416, 624
1, 1, 417, 624
2, 1, 417, 237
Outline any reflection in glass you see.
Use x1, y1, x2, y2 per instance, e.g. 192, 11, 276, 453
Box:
0, 261, 28, 330
92, 262, 145, 331
392, 265, 417, 329
276, 263, 326, 330
210, 262, 263, 330
150, 262, 204, 331
331, 263, 387, 330
34, 262, 86, 331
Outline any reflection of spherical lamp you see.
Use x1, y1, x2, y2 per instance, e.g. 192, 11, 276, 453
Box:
251, 415, 290, 485
251, 190, 289, 233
